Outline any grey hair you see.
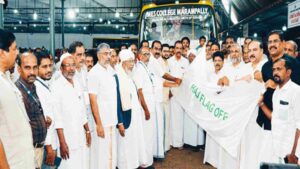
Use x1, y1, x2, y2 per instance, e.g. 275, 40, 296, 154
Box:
97, 43, 110, 54
286, 40, 298, 52
230, 43, 242, 53
138, 46, 150, 54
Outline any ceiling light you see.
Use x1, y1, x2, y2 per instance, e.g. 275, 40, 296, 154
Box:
88, 14, 92, 19
254, 33, 257, 38
282, 25, 287, 31
47, 27, 49, 30
130, 12, 133, 17
107, 20, 111, 24
115, 11, 120, 18
73, 24, 76, 28
122, 27, 125, 31
116, 25, 119, 29
99, 18, 103, 22
19, 20, 22, 24
75, 8, 80, 13
48, 17, 51, 21
33, 12, 38, 20
67, 9, 76, 19
175, 0, 179, 4
83, 26, 87, 30
14, 27, 17, 30
33, 24, 37, 27
13, 9, 18, 14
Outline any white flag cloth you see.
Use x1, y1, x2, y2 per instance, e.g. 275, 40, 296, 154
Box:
175, 50, 264, 158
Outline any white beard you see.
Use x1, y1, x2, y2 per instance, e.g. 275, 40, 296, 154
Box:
230, 57, 241, 64
125, 69, 133, 78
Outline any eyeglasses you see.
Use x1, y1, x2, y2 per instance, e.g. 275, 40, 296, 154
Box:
62, 63, 76, 68
268, 39, 281, 45
142, 52, 151, 56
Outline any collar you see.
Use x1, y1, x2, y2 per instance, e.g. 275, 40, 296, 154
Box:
278, 79, 292, 91
18, 77, 35, 91
37, 77, 49, 85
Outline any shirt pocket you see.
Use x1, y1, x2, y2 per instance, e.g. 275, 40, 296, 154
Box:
277, 104, 289, 121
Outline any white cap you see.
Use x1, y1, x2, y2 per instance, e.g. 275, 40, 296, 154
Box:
119, 49, 134, 63
58, 53, 73, 68
187, 49, 197, 57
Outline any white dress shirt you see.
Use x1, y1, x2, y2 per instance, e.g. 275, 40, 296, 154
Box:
272, 80, 300, 159
148, 55, 164, 103
35, 77, 57, 149
87, 63, 118, 127
51, 75, 88, 150
223, 62, 252, 84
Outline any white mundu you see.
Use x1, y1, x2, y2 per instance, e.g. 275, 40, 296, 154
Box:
148, 55, 165, 158
51, 75, 88, 169
116, 66, 147, 169
168, 55, 189, 148
272, 80, 300, 163
0, 71, 35, 169
88, 63, 118, 169
133, 61, 155, 167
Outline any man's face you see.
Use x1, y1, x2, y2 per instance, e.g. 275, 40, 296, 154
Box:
1, 41, 19, 70
142, 42, 149, 48
213, 56, 224, 72
98, 48, 111, 65
210, 44, 220, 55
268, 34, 284, 58
229, 45, 241, 64
242, 46, 250, 63
199, 38, 206, 47
284, 42, 298, 58
151, 42, 162, 59
226, 38, 234, 49
272, 60, 291, 84
130, 45, 138, 55
85, 56, 94, 71
61, 57, 76, 81
110, 50, 118, 67
174, 43, 183, 57
38, 58, 53, 80
18, 54, 38, 84
169, 47, 175, 57
162, 47, 170, 59
123, 58, 135, 75
248, 41, 263, 64
182, 39, 190, 50
188, 53, 196, 64
206, 45, 211, 60
140, 48, 151, 64
73, 46, 85, 68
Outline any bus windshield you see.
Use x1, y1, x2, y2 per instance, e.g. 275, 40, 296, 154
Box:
140, 5, 216, 48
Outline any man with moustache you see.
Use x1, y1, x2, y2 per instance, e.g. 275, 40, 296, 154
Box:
69, 41, 93, 169
225, 35, 235, 49
284, 40, 298, 59
168, 41, 189, 150
85, 51, 94, 72
206, 42, 220, 72
149, 40, 181, 158
169, 46, 175, 57
242, 45, 250, 64
51, 53, 91, 169
88, 43, 118, 169
259, 58, 300, 164
129, 43, 138, 62
15, 52, 48, 169
34, 51, 58, 169
115, 49, 147, 169
0, 29, 35, 169
133, 46, 156, 168
110, 48, 119, 71
257, 30, 300, 164
181, 37, 190, 58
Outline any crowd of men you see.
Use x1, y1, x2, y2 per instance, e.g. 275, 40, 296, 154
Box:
0, 26, 300, 169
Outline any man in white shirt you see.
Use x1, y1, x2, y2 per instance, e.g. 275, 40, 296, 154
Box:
69, 41, 94, 168
88, 43, 118, 169
259, 58, 300, 164
133, 46, 156, 168
168, 41, 189, 149
116, 49, 147, 169
34, 51, 57, 168
0, 29, 35, 169
52, 53, 91, 169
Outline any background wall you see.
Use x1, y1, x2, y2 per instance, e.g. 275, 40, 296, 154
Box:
14, 33, 138, 49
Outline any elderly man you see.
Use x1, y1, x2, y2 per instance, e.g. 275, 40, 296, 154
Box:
51, 53, 91, 169
116, 49, 147, 169
259, 58, 300, 164
0, 29, 35, 169
133, 46, 155, 168
88, 43, 118, 169
15, 52, 48, 169
34, 51, 58, 169
284, 40, 298, 58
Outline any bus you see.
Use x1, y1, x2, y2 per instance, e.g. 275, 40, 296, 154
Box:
139, 0, 217, 48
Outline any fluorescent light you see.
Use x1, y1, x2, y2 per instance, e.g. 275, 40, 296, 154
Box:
75, 8, 80, 13
13, 9, 18, 14
47, 27, 49, 30
115, 11, 120, 18
175, 0, 179, 4
282, 25, 287, 31
122, 27, 125, 31
14, 27, 17, 30
130, 12, 133, 17
33, 24, 37, 27
33, 12, 38, 20
116, 25, 119, 29
254, 33, 257, 38
99, 18, 103, 22
48, 17, 51, 21
88, 14, 92, 19
73, 24, 76, 28
107, 20, 111, 24
67, 9, 76, 19
19, 20, 22, 24
83, 26, 87, 30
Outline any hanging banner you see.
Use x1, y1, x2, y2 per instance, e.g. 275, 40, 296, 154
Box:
288, 0, 300, 28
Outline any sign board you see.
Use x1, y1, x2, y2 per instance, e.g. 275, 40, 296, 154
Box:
288, 0, 300, 28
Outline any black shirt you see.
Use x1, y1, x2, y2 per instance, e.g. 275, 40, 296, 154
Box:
256, 54, 300, 130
